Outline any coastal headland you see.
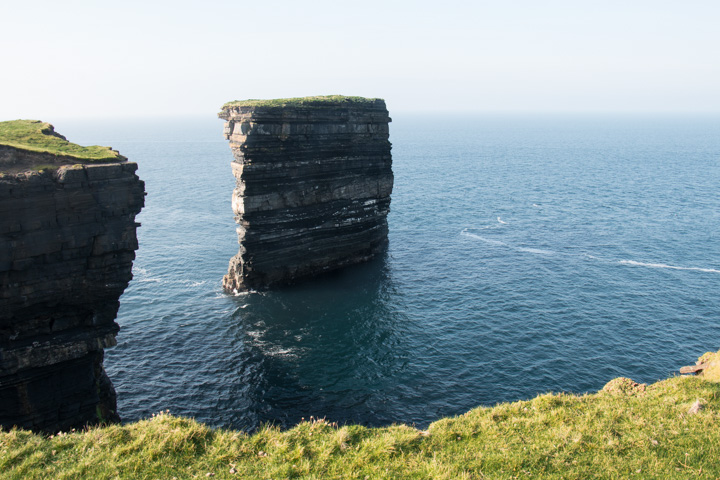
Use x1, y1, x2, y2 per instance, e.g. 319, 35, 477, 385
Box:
0, 120, 145, 432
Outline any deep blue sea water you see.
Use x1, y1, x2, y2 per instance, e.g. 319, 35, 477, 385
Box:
58, 114, 720, 431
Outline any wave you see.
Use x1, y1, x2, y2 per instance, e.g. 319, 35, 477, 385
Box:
619, 260, 720, 274
497, 217, 507, 224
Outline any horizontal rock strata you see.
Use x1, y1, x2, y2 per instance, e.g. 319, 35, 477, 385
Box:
219, 96, 393, 291
0, 136, 144, 432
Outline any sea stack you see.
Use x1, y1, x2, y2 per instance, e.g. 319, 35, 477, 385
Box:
219, 95, 393, 291
0, 120, 144, 432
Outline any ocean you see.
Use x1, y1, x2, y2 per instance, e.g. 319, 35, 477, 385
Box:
57, 113, 720, 431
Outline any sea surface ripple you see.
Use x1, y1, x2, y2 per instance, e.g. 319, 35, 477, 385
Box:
59, 114, 720, 431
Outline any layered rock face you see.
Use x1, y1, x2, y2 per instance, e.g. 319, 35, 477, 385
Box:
219, 96, 393, 291
0, 132, 144, 432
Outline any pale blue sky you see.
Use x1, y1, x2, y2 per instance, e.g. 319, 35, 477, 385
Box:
1, 0, 718, 118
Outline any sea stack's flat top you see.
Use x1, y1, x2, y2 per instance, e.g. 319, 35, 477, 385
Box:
219, 95, 387, 117
0, 120, 125, 166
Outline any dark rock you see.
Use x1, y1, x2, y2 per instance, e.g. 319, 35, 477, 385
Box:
218, 96, 393, 291
0, 152, 144, 432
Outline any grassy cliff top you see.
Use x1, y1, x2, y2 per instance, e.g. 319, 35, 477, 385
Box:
0, 120, 123, 161
221, 95, 384, 110
2, 350, 719, 479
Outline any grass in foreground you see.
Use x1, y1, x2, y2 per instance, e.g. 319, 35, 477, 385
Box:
222, 95, 382, 110
0, 120, 122, 161
1, 351, 719, 479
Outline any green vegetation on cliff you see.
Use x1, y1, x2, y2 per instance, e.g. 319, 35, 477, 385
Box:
1, 351, 719, 479
0, 120, 123, 162
222, 95, 383, 110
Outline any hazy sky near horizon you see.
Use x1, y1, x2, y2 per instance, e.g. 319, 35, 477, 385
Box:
2, 0, 719, 119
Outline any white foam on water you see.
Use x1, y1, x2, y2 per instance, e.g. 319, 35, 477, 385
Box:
462, 228, 719, 274
266, 347, 298, 359
517, 247, 555, 255
136, 276, 163, 284
497, 217, 507, 224
461, 228, 554, 255
132, 266, 162, 283
460, 229, 507, 246
619, 260, 720, 274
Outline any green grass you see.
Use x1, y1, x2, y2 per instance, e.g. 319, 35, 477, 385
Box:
222, 95, 383, 110
1, 350, 718, 479
0, 120, 123, 161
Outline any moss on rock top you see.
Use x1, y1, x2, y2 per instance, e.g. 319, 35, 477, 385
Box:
221, 95, 383, 110
0, 120, 123, 162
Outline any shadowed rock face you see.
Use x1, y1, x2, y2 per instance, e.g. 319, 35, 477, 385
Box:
0, 154, 144, 432
219, 98, 393, 291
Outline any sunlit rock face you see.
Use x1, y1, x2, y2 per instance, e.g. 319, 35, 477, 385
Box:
219, 96, 393, 292
0, 150, 144, 432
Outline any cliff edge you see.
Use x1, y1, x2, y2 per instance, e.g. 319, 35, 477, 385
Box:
2, 350, 719, 478
0, 120, 145, 432
218, 96, 393, 291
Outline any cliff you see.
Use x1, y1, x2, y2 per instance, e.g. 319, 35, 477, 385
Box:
218, 96, 393, 291
0, 120, 144, 432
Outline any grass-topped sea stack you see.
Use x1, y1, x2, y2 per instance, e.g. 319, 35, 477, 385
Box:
0, 120, 145, 432
218, 96, 393, 291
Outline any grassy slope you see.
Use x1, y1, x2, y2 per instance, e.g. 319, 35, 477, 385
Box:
2, 353, 718, 480
0, 120, 122, 161
222, 95, 382, 110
